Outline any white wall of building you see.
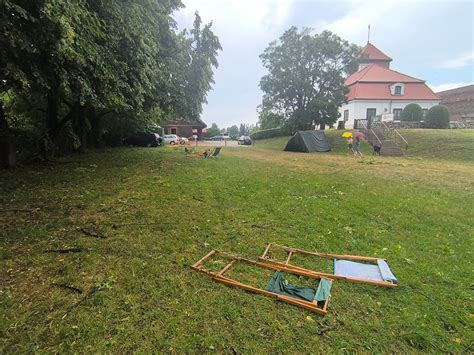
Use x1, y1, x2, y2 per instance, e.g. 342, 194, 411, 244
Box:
338, 100, 440, 128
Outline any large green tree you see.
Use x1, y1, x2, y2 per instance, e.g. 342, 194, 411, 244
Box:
258, 28, 359, 132
1, 1, 220, 167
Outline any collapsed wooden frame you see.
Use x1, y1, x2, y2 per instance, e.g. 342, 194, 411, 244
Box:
191, 250, 332, 315
259, 243, 397, 288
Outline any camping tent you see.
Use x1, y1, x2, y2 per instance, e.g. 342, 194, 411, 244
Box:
284, 130, 331, 153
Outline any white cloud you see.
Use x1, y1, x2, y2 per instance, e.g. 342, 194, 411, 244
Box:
429, 82, 474, 93
316, 1, 400, 43
175, 0, 295, 34
435, 52, 474, 69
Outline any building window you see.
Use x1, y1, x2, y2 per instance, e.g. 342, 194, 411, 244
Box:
366, 108, 376, 120
393, 109, 402, 121
343, 110, 349, 121
171, 127, 177, 134
390, 83, 404, 96
422, 109, 428, 119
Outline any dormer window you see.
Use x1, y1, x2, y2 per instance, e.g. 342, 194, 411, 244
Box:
390, 83, 404, 96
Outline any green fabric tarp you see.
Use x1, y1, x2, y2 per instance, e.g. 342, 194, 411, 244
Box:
284, 130, 331, 153
265, 271, 332, 303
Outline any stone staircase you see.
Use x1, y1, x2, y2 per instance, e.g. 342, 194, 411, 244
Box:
356, 120, 406, 156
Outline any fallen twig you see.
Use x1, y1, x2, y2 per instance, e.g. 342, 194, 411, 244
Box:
109, 221, 171, 229
62, 286, 101, 318
78, 227, 107, 239
0, 208, 38, 213
44, 248, 83, 253
52, 282, 83, 294
250, 224, 269, 229
316, 326, 336, 336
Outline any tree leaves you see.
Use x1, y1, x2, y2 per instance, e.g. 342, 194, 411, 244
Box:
259, 28, 359, 132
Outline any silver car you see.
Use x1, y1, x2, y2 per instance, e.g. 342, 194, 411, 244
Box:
163, 134, 180, 145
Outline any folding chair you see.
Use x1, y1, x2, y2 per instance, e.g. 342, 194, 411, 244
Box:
260, 243, 398, 288
192, 250, 333, 314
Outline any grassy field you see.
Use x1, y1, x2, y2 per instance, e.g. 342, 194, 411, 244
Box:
1, 129, 473, 352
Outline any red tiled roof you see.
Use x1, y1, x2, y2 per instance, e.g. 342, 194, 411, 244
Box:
347, 82, 441, 101
359, 43, 392, 61
346, 64, 424, 85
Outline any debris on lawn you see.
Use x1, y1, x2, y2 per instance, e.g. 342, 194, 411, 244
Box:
44, 247, 84, 253
259, 243, 398, 288
191, 250, 332, 315
77, 227, 107, 239
51, 282, 83, 294
192, 243, 398, 315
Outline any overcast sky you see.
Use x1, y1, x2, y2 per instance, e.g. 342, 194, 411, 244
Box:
175, 0, 474, 128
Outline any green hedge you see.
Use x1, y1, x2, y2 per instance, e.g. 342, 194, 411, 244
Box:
250, 127, 286, 140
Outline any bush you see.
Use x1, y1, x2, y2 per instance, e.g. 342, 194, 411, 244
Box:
401, 103, 423, 121
249, 127, 286, 140
424, 105, 450, 128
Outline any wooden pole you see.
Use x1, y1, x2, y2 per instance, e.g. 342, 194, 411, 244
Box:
259, 257, 397, 288
217, 259, 236, 276
261, 243, 272, 259
192, 250, 216, 269
271, 243, 381, 262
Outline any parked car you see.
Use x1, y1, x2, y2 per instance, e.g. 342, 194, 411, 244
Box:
179, 137, 190, 145
123, 133, 160, 147
210, 135, 224, 141
238, 135, 252, 145
162, 134, 180, 145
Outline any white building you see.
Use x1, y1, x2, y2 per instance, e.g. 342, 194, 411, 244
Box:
338, 43, 441, 129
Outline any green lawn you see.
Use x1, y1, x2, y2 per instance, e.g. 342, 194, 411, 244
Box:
1, 130, 473, 352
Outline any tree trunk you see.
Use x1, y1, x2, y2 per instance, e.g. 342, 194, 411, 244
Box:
88, 106, 104, 148
0, 102, 16, 169
47, 91, 59, 137
75, 105, 87, 153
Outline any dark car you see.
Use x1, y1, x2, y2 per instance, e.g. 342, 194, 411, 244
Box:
238, 135, 252, 145
123, 133, 161, 147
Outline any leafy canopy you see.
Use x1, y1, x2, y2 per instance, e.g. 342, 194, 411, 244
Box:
425, 105, 450, 128
258, 27, 359, 132
401, 103, 423, 122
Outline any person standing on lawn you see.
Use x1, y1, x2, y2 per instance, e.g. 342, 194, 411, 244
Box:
354, 137, 362, 157
347, 136, 354, 154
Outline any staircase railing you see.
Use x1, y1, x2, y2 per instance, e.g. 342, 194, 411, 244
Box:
380, 122, 408, 151
358, 119, 383, 147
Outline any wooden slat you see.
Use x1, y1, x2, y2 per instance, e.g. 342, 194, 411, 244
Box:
285, 251, 293, 265
261, 243, 272, 258
271, 243, 381, 262
192, 249, 217, 268
214, 275, 327, 315
217, 259, 236, 276
260, 257, 397, 288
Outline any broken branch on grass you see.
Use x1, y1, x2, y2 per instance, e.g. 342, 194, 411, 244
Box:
109, 221, 171, 229
251, 224, 269, 229
316, 326, 337, 336
78, 227, 107, 239
52, 282, 83, 294
44, 248, 83, 253
0, 208, 39, 213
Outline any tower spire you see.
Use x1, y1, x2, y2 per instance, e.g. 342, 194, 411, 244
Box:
367, 24, 371, 43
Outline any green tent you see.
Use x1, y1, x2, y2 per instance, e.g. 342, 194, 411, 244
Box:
284, 130, 331, 153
